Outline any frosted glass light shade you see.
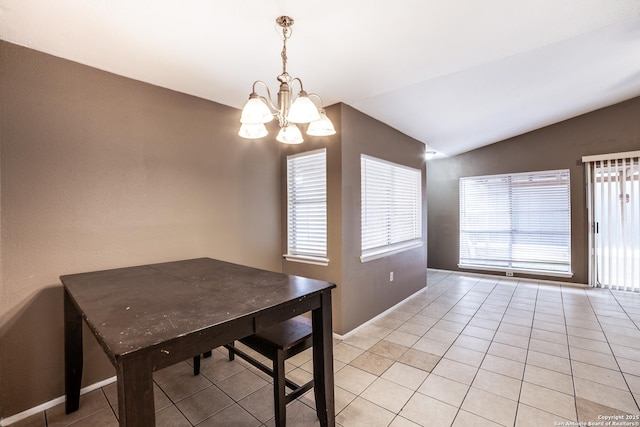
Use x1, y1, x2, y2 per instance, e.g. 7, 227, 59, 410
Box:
287, 91, 320, 123
240, 96, 273, 124
276, 124, 304, 144
238, 123, 268, 139
306, 110, 336, 136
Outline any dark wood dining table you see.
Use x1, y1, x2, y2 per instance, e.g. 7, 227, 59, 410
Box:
61, 257, 336, 426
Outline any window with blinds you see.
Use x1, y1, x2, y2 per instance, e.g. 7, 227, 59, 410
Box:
285, 148, 328, 265
361, 155, 423, 262
459, 169, 571, 276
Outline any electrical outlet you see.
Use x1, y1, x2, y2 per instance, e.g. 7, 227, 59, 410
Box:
506, 271, 514, 277
390, 272, 394, 282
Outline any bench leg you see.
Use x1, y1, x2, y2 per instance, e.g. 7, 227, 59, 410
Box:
273, 348, 286, 427
193, 355, 201, 375
227, 342, 235, 361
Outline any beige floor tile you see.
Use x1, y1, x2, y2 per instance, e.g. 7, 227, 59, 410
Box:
529, 338, 569, 358
481, 354, 525, 380
572, 360, 628, 390
531, 328, 567, 345
434, 319, 466, 333
215, 369, 269, 402
398, 348, 441, 373
566, 325, 606, 341
349, 351, 394, 376
570, 347, 618, 370
361, 378, 414, 413
574, 377, 639, 414
175, 385, 233, 425
200, 356, 248, 383
532, 320, 566, 334
432, 358, 478, 385
381, 362, 429, 390
336, 397, 396, 427
418, 373, 470, 407
624, 372, 640, 394
568, 335, 613, 354
472, 369, 521, 401
488, 341, 527, 363
515, 403, 574, 427
358, 324, 394, 340
263, 400, 320, 427
452, 410, 502, 427
197, 403, 261, 427
46, 390, 111, 427
493, 330, 530, 349
461, 387, 518, 426
342, 333, 382, 351
405, 314, 439, 328
411, 337, 450, 356
444, 345, 486, 367
575, 397, 635, 425
617, 356, 640, 376
155, 405, 191, 427
454, 334, 491, 353
384, 330, 421, 347
498, 323, 532, 338
526, 350, 571, 375
611, 343, 640, 361
424, 327, 460, 345
368, 340, 410, 360
524, 364, 573, 395
400, 393, 459, 427
389, 416, 421, 427
396, 321, 431, 337
237, 385, 274, 423
334, 365, 378, 395
154, 360, 195, 385
373, 317, 406, 330
333, 342, 365, 364
462, 325, 496, 341
468, 317, 501, 330
520, 381, 576, 420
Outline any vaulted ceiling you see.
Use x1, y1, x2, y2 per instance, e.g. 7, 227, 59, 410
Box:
2, 1, 639, 156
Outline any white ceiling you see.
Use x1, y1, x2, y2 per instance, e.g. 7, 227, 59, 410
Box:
2, 1, 640, 156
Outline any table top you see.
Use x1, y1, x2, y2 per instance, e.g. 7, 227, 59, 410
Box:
61, 257, 335, 358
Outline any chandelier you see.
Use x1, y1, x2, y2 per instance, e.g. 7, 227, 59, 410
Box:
238, 16, 336, 144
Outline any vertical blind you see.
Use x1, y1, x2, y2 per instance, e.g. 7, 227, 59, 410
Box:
286, 149, 327, 261
459, 169, 571, 275
584, 153, 640, 291
361, 155, 422, 261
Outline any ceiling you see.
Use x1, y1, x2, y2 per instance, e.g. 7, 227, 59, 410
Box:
2, 1, 640, 157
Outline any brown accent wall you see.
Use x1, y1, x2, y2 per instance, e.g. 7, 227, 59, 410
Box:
427, 96, 640, 284
0, 41, 282, 418
281, 104, 427, 334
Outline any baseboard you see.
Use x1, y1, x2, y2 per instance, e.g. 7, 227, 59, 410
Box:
0, 376, 117, 426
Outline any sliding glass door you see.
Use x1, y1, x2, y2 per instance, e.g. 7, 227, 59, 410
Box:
584, 151, 640, 291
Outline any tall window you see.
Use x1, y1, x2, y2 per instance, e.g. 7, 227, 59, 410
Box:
459, 169, 571, 276
285, 149, 328, 265
361, 155, 422, 262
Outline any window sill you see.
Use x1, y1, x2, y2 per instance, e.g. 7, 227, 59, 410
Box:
283, 254, 329, 266
361, 240, 423, 263
458, 264, 573, 278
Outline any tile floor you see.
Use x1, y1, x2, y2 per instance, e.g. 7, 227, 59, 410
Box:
11, 270, 640, 427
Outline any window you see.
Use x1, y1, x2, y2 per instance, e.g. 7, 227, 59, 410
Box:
361, 155, 423, 262
459, 169, 571, 276
285, 149, 328, 265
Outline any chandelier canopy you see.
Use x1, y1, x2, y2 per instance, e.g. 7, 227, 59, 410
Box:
238, 16, 336, 144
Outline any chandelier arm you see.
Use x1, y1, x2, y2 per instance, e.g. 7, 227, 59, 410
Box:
290, 77, 305, 93
251, 80, 278, 111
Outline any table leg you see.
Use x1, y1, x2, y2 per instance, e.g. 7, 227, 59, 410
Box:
64, 289, 83, 414
116, 359, 155, 426
312, 290, 335, 427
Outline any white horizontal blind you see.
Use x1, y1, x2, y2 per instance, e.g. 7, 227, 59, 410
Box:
286, 149, 327, 260
361, 155, 422, 260
459, 169, 571, 275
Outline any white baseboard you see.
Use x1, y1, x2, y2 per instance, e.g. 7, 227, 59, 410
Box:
1, 376, 117, 426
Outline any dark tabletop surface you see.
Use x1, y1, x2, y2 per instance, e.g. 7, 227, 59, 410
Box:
61, 257, 335, 357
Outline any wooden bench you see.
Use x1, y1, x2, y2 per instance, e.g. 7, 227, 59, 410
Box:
193, 315, 314, 427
